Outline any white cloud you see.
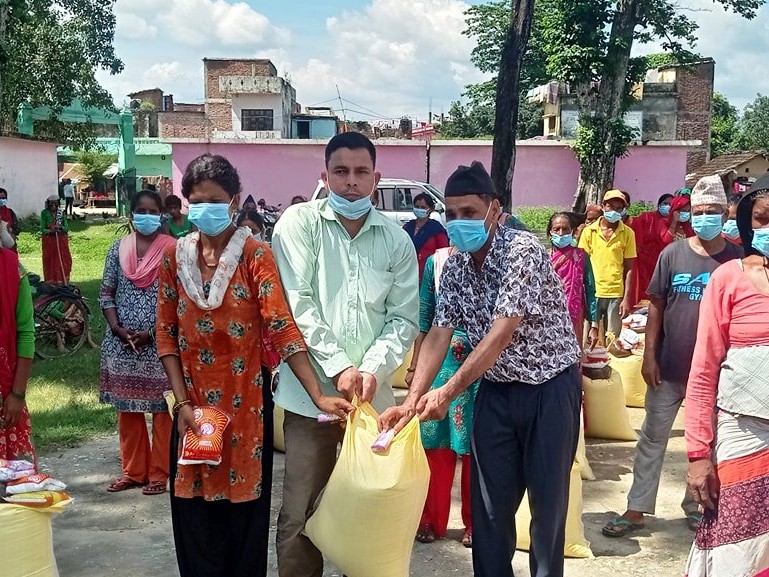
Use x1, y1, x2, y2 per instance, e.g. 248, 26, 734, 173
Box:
289, 0, 485, 119
115, 12, 157, 40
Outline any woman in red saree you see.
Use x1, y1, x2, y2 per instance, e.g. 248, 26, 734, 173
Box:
629, 193, 674, 305
40, 195, 72, 284
0, 247, 36, 463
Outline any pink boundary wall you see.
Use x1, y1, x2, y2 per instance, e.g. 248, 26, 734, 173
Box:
169, 140, 689, 208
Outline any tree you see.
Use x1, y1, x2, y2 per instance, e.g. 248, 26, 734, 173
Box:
75, 150, 117, 188
736, 94, 769, 153
539, 0, 763, 211
0, 0, 123, 145
711, 93, 740, 157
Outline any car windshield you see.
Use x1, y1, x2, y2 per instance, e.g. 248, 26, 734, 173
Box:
422, 183, 445, 201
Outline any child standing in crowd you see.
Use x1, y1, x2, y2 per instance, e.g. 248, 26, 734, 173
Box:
164, 195, 194, 239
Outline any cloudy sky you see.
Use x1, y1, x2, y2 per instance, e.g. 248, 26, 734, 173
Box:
98, 0, 769, 122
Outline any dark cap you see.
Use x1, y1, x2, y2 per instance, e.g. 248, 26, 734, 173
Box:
445, 161, 496, 198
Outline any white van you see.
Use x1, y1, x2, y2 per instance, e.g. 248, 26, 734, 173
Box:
311, 178, 446, 225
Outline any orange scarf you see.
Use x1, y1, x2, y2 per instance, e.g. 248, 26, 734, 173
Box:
119, 233, 176, 289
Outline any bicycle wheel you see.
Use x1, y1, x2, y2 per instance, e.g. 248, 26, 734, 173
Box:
34, 295, 90, 360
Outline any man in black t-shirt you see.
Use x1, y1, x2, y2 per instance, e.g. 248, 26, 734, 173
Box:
603, 175, 743, 538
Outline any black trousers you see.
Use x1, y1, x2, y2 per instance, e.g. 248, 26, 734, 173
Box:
471, 364, 581, 577
169, 367, 275, 577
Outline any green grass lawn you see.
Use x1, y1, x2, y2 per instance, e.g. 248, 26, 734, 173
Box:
17, 218, 126, 452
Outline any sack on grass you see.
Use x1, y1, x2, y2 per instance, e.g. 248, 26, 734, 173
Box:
178, 407, 231, 466
305, 402, 430, 577
583, 372, 637, 441
273, 404, 286, 453
609, 353, 646, 408
391, 346, 414, 390
575, 417, 595, 481
0, 504, 63, 577
515, 462, 593, 559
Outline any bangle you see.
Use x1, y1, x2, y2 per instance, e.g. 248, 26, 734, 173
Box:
110, 323, 123, 335
10, 390, 25, 401
172, 399, 192, 417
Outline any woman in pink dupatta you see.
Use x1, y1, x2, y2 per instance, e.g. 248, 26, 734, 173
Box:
99, 191, 177, 496
548, 213, 599, 348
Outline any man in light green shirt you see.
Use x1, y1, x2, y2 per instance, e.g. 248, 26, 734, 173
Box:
272, 132, 419, 577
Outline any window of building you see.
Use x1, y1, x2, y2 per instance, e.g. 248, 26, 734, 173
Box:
242, 109, 274, 131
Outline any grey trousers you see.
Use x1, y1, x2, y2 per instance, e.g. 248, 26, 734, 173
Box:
597, 297, 622, 336
276, 411, 344, 577
627, 379, 699, 515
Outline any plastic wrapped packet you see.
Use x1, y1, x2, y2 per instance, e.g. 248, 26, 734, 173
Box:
318, 413, 342, 423
0, 459, 36, 482
3, 491, 71, 509
6, 475, 66, 495
178, 407, 231, 466
371, 429, 395, 453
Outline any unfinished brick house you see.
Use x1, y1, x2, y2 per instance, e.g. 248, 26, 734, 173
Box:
158, 59, 298, 140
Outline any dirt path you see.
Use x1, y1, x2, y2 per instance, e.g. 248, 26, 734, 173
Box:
41, 407, 694, 576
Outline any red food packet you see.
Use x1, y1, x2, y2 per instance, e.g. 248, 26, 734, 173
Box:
178, 406, 231, 466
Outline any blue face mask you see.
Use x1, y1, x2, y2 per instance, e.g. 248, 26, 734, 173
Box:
446, 204, 492, 253
133, 213, 162, 235
678, 211, 691, 223
0, 199, 7, 208
658, 205, 671, 217
752, 227, 769, 257
722, 219, 740, 240
413, 208, 429, 219
603, 210, 623, 224
188, 202, 233, 237
550, 233, 573, 249
328, 191, 372, 220
691, 214, 723, 241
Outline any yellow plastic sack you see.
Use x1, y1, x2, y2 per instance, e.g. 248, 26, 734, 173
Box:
610, 353, 646, 408
583, 372, 637, 441
305, 402, 430, 577
0, 502, 68, 577
391, 347, 414, 389
273, 404, 286, 453
515, 462, 593, 559
575, 416, 595, 481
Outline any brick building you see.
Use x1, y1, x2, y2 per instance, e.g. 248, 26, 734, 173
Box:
158, 58, 298, 140
532, 59, 715, 175
127, 88, 204, 138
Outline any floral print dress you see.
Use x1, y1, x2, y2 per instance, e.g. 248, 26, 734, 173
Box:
419, 255, 478, 455
156, 237, 306, 503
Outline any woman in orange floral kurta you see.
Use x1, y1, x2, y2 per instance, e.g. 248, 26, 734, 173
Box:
157, 153, 352, 577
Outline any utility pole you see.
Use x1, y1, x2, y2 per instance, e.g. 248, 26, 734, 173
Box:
336, 85, 347, 131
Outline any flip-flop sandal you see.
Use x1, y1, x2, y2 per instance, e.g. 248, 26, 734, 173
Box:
601, 516, 645, 538
415, 523, 436, 543
106, 476, 145, 493
142, 481, 167, 496
686, 512, 702, 532
462, 530, 473, 548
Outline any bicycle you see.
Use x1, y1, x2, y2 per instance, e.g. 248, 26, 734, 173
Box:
29, 274, 97, 360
